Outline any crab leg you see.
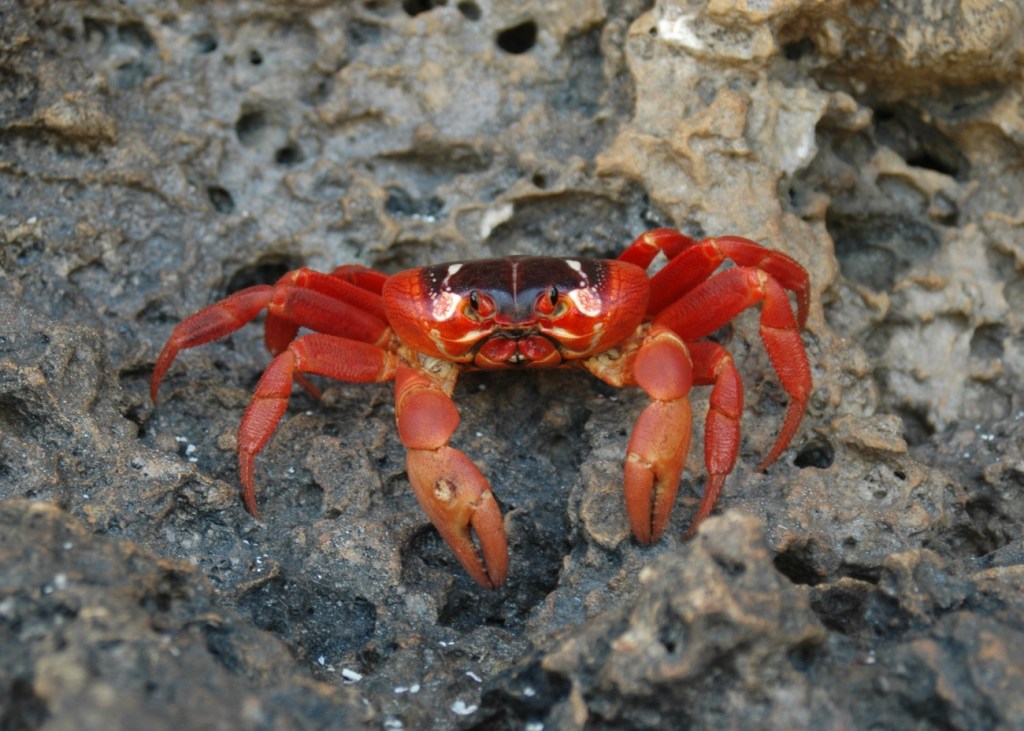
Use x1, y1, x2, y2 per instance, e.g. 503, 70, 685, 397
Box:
618, 228, 810, 327
237, 333, 398, 516
649, 235, 809, 325
655, 266, 811, 469
395, 366, 508, 589
329, 264, 389, 296
151, 285, 273, 402
686, 341, 744, 537
262, 270, 389, 343
260, 271, 391, 397
617, 227, 698, 267
150, 270, 391, 402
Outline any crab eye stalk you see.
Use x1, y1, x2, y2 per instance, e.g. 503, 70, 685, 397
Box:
535, 285, 567, 317
465, 289, 495, 320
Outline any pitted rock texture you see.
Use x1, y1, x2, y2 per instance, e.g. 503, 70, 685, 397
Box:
0, 500, 369, 731
2, 0, 1024, 729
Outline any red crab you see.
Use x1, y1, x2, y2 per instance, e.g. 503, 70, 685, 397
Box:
150, 228, 811, 589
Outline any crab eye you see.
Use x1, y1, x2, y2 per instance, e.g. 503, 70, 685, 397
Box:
536, 286, 567, 317
465, 290, 495, 319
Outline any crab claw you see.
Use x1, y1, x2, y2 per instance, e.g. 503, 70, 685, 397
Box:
623, 326, 694, 544
624, 398, 693, 544
406, 447, 508, 589
395, 366, 508, 588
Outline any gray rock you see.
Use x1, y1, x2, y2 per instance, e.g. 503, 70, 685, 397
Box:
2, 0, 1024, 729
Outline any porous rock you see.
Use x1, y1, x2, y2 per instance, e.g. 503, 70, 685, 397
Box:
3, 0, 1024, 728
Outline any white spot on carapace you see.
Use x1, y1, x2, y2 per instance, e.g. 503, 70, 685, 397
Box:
565, 260, 590, 289
444, 263, 463, 281
568, 287, 602, 317
431, 290, 461, 320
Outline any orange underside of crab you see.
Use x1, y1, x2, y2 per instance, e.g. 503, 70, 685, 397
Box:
150, 228, 811, 589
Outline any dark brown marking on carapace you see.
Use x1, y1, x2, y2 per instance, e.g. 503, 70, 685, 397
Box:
420, 256, 611, 325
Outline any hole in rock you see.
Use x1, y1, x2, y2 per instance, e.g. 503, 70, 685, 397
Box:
794, 440, 834, 469
206, 186, 234, 213
496, 21, 537, 54
457, 1, 481, 19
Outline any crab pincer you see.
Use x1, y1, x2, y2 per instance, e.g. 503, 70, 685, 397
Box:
395, 366, 509, 588
620, 325, 695, 544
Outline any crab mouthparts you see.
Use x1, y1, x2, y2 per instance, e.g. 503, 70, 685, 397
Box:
475, 331, 561, 368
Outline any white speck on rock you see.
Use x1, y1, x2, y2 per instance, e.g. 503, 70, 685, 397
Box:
451, 700, 478, 716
